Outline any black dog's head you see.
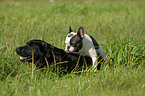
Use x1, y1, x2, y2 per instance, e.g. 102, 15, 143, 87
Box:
16, 40, 52, 65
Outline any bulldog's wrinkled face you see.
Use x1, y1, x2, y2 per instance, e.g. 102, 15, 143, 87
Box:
65, 27, 84, 52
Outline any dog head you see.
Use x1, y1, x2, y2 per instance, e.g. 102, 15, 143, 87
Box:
65, 26, 84, 52
16, 40, 52, 65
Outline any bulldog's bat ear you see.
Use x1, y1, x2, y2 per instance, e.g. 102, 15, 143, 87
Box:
77, 27, 84, 39
69, 26, 73, 33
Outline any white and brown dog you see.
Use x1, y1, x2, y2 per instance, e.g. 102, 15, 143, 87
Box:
65, 26, 108, 70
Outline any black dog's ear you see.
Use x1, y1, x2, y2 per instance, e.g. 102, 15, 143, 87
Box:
69, 26, 73, 33
77, 27, 84, 39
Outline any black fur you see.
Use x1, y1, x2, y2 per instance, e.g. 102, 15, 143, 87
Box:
69, 26, 73, 33
16, 40, 92, 74
77, 27, 84, 39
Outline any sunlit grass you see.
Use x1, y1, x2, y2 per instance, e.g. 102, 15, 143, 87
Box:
0, 0, 145, 96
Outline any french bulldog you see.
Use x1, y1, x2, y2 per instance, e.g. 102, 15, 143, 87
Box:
65, 26, 108, 70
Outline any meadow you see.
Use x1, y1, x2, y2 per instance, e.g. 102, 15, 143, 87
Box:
0, 0, 145, 96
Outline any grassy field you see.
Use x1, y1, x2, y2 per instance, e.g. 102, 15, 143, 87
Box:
0, 0, 145, 96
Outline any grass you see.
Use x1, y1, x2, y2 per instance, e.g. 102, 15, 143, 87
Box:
0, 0, 145, 96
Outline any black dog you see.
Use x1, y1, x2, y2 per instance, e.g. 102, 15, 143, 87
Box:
16, 40, 92, 74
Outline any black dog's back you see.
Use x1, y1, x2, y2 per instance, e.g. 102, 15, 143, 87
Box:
44, 46, 92, 74
16, 39, 92, 74
65, 52, 92, 72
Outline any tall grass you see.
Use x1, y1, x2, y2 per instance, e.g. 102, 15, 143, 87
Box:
0, 0, 145, 96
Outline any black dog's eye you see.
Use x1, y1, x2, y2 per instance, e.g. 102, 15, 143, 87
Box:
26, 42, 30, 45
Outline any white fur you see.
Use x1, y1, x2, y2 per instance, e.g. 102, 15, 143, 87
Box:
65, 32, 107, 66
65, 32, 76, 51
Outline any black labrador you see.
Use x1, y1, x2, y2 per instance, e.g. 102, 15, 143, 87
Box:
16, 40, 92, 74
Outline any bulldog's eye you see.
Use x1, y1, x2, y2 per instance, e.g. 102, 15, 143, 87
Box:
68, 34, 74, 37
71, 44, 77, 47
